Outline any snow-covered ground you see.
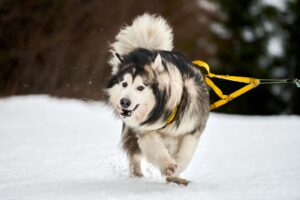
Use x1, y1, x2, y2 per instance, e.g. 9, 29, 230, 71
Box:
0, 95, 299, 200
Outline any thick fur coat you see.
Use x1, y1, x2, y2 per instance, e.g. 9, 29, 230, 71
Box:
106, 14, 210, 185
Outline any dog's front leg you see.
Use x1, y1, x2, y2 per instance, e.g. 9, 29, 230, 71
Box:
165, 134, 199, 186
138, 132, 177, 176
174, 134, 199, 176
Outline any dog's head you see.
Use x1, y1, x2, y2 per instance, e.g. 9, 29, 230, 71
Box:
106, 49, 168, 128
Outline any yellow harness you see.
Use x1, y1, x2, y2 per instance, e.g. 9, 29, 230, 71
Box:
193, 60, 260, 110
164, 59, 299, 126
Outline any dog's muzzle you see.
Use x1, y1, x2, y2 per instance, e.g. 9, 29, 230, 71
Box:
121, 104, 139, 117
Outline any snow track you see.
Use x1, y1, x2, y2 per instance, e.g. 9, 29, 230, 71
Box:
0, 96, 299, 200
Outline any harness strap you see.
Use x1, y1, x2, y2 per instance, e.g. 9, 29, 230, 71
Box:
165, 105, 179, 126
163, 90, 184, 128
193, 60, 260, 110
163, 59, 299, 125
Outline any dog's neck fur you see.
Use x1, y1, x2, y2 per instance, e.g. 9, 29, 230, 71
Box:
138, 61, 184, 132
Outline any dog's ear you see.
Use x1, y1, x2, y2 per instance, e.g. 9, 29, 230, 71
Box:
115, 53, 124, 64
151, 53, 164, 72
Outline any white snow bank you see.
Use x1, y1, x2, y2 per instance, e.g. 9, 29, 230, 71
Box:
0, 95, 299, 200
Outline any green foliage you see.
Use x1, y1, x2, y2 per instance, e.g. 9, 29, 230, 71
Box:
208, 0, 299, 114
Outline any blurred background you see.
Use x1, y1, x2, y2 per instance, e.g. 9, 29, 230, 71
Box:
0, 0, 299, 115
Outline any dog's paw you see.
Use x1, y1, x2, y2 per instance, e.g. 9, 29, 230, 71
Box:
163, 163, 177, 176
166, 177, 190, 186
131, 171, 144, 178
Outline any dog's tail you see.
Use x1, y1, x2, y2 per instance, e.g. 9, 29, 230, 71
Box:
109, 13, 173, 74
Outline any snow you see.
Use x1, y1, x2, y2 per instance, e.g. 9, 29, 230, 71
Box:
268, 36, 284, 57
210, 22, 231, 39
0, 95, 299, 200
261, 0, 287, 11
197, 0, 217, 12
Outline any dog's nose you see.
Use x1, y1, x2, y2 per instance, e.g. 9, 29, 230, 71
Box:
120, 98, 131, 108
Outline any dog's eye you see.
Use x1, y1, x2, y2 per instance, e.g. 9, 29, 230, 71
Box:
137, 86, 145, 91
122, 82, 128, 87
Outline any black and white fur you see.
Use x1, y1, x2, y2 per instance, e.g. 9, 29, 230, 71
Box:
106, 14, 210, 185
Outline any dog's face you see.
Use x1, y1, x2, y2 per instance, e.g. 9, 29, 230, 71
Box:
106, 52, 164, 128
107, 71, 156, 127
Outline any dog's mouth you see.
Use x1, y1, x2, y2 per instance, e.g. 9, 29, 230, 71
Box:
120, 104, 139, 118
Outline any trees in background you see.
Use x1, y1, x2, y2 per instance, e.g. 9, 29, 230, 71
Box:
0, 0, 298, 114
207, 0, 299, 114
0, 0, 212, 100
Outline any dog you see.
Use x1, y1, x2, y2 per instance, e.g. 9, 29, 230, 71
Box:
106, 14, 210, 185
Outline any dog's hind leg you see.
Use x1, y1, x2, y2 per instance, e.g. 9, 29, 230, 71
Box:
121, 124, 143, 177
166, 176, 190, 186
138, 132, 177, 177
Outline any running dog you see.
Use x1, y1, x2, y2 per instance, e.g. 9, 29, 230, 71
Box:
106, 14, 210, 185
